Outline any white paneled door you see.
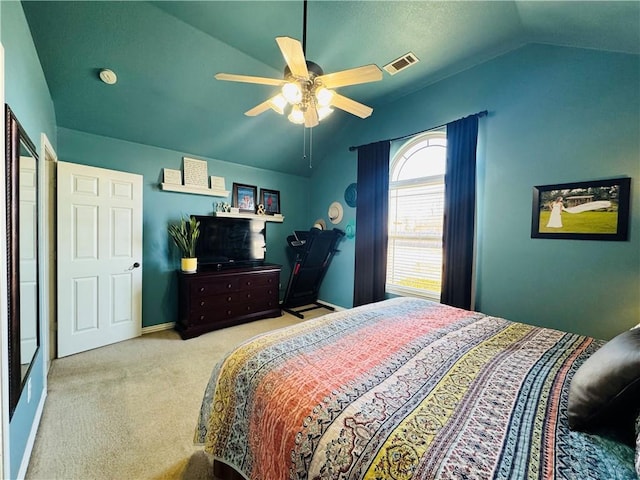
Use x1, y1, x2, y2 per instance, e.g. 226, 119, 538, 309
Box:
57, 162, 142, 357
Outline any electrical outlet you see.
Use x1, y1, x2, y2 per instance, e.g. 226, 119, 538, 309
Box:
27, 377, 32, 403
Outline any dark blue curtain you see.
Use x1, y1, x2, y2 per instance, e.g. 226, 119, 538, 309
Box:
441, 114, 479, 309
353, 141, 391, 307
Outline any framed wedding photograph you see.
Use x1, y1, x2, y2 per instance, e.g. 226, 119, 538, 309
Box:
260, 188, 281, 215
232, 183, 257, 213
531, 177, 631, 241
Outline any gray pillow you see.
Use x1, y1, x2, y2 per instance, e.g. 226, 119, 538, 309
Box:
567, 329, 640, 444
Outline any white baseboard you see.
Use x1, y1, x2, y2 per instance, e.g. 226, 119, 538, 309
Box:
17, 390, 47, 480
141, 322, 175, 335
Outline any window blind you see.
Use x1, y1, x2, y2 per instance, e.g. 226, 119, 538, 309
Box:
387, 180, 444, 296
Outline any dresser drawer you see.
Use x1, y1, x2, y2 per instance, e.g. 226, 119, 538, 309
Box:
250, 296, 279, 311
190, 308, 238, 324
190, 277, 239, 297
191, 294, 235, 314
192, 286, 277, 312
244, 286, 278, 302
237, 272, 279, 289
190, 299, 278, 325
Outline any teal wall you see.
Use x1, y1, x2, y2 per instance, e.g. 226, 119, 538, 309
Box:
58, 128, 312, 328
311, 44, 640, 340
2, 2, 55, 143
1, 1, 56, 477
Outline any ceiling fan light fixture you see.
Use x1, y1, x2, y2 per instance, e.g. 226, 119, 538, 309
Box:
317, 106, 334, 121
315, 87, 334, 107
288, 105, 305, 124
269, 94, 287, 114
214, 4, 382, 127
282, 82, 302, 104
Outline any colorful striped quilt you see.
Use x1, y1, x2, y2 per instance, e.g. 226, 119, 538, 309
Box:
195, 297, 635, 479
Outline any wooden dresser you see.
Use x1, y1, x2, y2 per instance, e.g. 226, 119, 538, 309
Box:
176, 263, 281, 339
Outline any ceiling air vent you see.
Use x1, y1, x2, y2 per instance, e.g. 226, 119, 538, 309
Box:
383, 52, 419, 76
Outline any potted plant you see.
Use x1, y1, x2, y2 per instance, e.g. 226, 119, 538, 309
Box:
168, 215, 200, 273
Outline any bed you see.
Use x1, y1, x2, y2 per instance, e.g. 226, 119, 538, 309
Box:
195, 297, 639, 479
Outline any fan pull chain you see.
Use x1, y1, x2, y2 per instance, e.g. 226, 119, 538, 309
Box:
302, 127, 307, 164
309, 127, 313, 169
302, 127, 313, 169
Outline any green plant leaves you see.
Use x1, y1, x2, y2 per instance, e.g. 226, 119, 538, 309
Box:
168, 215, 200, 257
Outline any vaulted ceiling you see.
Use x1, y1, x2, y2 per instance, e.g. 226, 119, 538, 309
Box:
22, 1, 640, 177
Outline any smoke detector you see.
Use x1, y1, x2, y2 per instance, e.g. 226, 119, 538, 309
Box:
99, 69, 117, 85
383, 52, 419, 76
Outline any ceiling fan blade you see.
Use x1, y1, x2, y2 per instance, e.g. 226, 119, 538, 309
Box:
275, 36, 309, 78
317, 64, 383, 89
245, 99, 272, 117
215, 73, 285, 87
304, 107, 319, 128
331, 93, 374, 119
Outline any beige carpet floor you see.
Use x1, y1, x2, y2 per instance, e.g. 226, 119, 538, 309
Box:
25, 309, 324, 480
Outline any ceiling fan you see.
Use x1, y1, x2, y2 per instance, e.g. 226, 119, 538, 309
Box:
214, 1, 383, 128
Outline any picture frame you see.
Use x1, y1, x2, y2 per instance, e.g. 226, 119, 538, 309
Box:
260, 188, 281, 215
531, 177, 631, 241
232, 183, 257, 213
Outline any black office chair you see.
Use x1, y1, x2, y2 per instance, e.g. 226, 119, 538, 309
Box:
282, 228, 344, 319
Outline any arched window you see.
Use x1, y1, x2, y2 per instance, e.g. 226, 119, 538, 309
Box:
387, 130, 446, 300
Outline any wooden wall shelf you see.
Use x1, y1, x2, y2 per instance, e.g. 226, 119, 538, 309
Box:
214, 211, 284, 223
160, 183, 229, 197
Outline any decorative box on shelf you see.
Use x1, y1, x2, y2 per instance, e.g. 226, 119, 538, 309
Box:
214, 211, 284, 223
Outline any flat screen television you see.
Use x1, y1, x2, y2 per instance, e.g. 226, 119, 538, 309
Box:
193, 215, 266, 268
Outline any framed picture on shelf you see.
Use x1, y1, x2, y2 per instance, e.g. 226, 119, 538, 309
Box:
232, 183, 257, 213
531, 177, 631, 241
260, 188, 281, 215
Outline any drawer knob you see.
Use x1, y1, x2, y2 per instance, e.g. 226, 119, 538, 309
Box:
227, 310, 232, 316
227, 284, 232, 289
227, 296, 232, 302
199, 287, 205, 292
268, 290, 273, 295
246, 293, 251, 299
246, 281, 252, 286
200, 301, 205, 307
268, 278, 273, 284
246, 306, 252, 311
199, 315, 205, 320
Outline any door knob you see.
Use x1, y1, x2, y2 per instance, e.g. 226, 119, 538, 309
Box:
128, 262, 141, 271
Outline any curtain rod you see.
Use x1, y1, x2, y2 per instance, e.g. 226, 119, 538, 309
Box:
348, 110, 488, 152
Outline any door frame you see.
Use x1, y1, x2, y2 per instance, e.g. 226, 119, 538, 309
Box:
39, 133, 57, 372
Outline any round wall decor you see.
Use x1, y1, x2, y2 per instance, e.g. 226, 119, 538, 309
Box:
328, 201, 343, 224
313, 218, 326, 230
344, 183, 357, 207
345, 220, 356, 239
